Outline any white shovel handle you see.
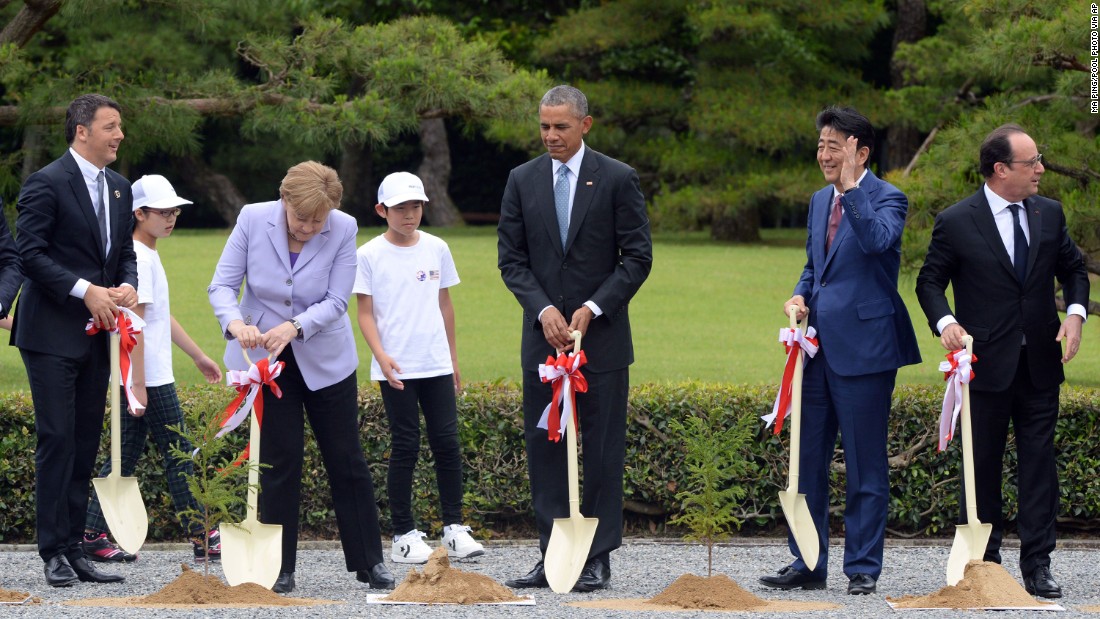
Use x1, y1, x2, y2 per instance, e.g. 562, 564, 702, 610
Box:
959, 335, 980, 526
240, 347, 274, 524
786, 306, 805, 487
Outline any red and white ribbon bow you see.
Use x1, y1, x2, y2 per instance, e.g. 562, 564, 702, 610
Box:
537, 350, 588, 442
762, 326, 819, 433
937, 348, 976, 451
217, 356, 285, 440
86, 307, 147, 415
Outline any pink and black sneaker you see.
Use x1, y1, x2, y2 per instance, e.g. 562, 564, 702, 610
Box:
82, 533, 137, 562
192, 528, 221, 562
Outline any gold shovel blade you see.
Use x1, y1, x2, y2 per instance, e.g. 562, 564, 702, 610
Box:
778, 488, 820, 572
946, 522, 992, 585
545, 514, 599, 593
221, 520, 284, 588
92, 474, 149, 555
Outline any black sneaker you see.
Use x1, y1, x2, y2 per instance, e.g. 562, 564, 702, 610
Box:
82, 533, 137, 562
192, 529, 221, 563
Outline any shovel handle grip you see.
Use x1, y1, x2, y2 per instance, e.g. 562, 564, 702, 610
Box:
962, 334, 973, 355
570, 329, 582, 353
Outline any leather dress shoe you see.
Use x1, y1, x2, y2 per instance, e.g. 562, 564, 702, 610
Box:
505, 561, 548, 588
68, 554, 124, 583
356, 563, 395, 590
272, 572, 295, 594
1024, 566, 1062, 599
847, 573, 877, 595
572, 558, 611, 592
44, 555, 80, 587
759, 566, 826, 590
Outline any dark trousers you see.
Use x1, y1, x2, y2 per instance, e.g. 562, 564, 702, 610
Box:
258, 347, 383, 573
791, 348, 896, 579
378, 375, 464, 535
22, 340, 109, 562
967, 347, 1059, 577
86, 383, 202, 538
522, 366, 628, 567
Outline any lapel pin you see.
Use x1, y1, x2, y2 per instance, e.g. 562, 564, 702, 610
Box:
114, 190, 121, 198
585, 181, 593, 186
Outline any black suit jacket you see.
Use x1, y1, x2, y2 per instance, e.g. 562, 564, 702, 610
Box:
916, 188, 1090, 392
0, 199, 21, 318
498, 148, 653, 372
11, 151, 137, 357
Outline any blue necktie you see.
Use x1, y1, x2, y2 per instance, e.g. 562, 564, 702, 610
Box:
554, 165, 570, 249
1009, 204, 1028, 284
95, 171, 108, 255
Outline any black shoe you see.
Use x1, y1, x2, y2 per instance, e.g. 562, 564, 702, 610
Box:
44, 555, 80, 587
67, 554, 124, 583
847, 573, 876, 595
759, 566, 826, 590
1023, 566, 1062, 599
356, 563, 395, 590
572, 558, 611, 592
505, 561, 548, 588
272, 572, 295, 594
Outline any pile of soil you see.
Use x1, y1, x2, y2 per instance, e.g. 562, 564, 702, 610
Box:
889, 561, 1053, 609
384, 547, 524, 605
67, 564, 328, 608
0, 587, 38, 604
650, 573, 769, 610
571, 573, 837, 613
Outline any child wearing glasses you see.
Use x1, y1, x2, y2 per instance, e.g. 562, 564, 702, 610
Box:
82, 175, 224, 563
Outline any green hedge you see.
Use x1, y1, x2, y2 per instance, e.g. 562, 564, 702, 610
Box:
0, 382, 1098, 543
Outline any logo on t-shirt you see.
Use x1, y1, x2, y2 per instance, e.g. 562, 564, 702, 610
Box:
416, 270, 427, 282
429, 270, 440, 280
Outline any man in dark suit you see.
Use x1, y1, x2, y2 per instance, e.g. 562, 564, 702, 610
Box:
916, 124, 1089, 599
0, 200, 21, 322
12, 94, 137, 587
498, 85, 652, 592
760, 107, 921, 596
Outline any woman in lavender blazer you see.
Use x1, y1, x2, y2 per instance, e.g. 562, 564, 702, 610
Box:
208, 161, 393, 594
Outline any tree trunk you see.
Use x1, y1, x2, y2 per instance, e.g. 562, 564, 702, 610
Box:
884, 0, 927, 171
175, 156, 248, 226
338, 140, 376, 222
0, 0, 62, 48
711, 206, 760, 243
416, 117, 464, 227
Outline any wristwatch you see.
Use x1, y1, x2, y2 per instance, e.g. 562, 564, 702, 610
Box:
290, 318, 303, 338
843, 183, 860, 194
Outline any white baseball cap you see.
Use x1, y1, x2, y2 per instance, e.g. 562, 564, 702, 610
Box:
377, 172, 430, 207
132, 174, 194, 211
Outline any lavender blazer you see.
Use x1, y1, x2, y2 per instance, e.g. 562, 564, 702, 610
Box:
208, 200, 359, 391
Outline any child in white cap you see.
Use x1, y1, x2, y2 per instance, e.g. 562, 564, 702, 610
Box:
353, 171, 485, 564
82, 175, 224, 563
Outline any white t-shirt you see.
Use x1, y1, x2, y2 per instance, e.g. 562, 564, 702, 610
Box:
134, 241, 174, 387
353, 231, 460, 381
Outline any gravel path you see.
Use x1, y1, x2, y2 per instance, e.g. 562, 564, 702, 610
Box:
2, 539, 1099, 617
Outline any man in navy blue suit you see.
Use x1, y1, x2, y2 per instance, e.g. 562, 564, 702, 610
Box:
760, 106, 921, 595
12, 94, 137, 587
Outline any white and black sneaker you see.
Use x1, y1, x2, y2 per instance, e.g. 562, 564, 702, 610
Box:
391, 529, 432, 564
441, 524, 485, 559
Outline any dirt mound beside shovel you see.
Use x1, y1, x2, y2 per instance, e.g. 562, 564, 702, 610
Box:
384, 547, 524, 604
66, 564, 331, 608
0, 587, 39, 604
889, 561, 1055, 609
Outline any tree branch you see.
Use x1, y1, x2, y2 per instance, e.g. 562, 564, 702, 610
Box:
1042, 159, 1100, 184
0, 0, 61, 49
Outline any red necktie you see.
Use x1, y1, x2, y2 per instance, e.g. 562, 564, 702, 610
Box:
826, 194, 842, 251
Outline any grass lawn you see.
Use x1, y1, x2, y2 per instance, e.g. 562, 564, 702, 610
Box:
1, 227, 1097, 391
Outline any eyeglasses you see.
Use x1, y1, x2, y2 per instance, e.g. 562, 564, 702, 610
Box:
1004, 153, 1043, 168
142, 207, 182, 219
